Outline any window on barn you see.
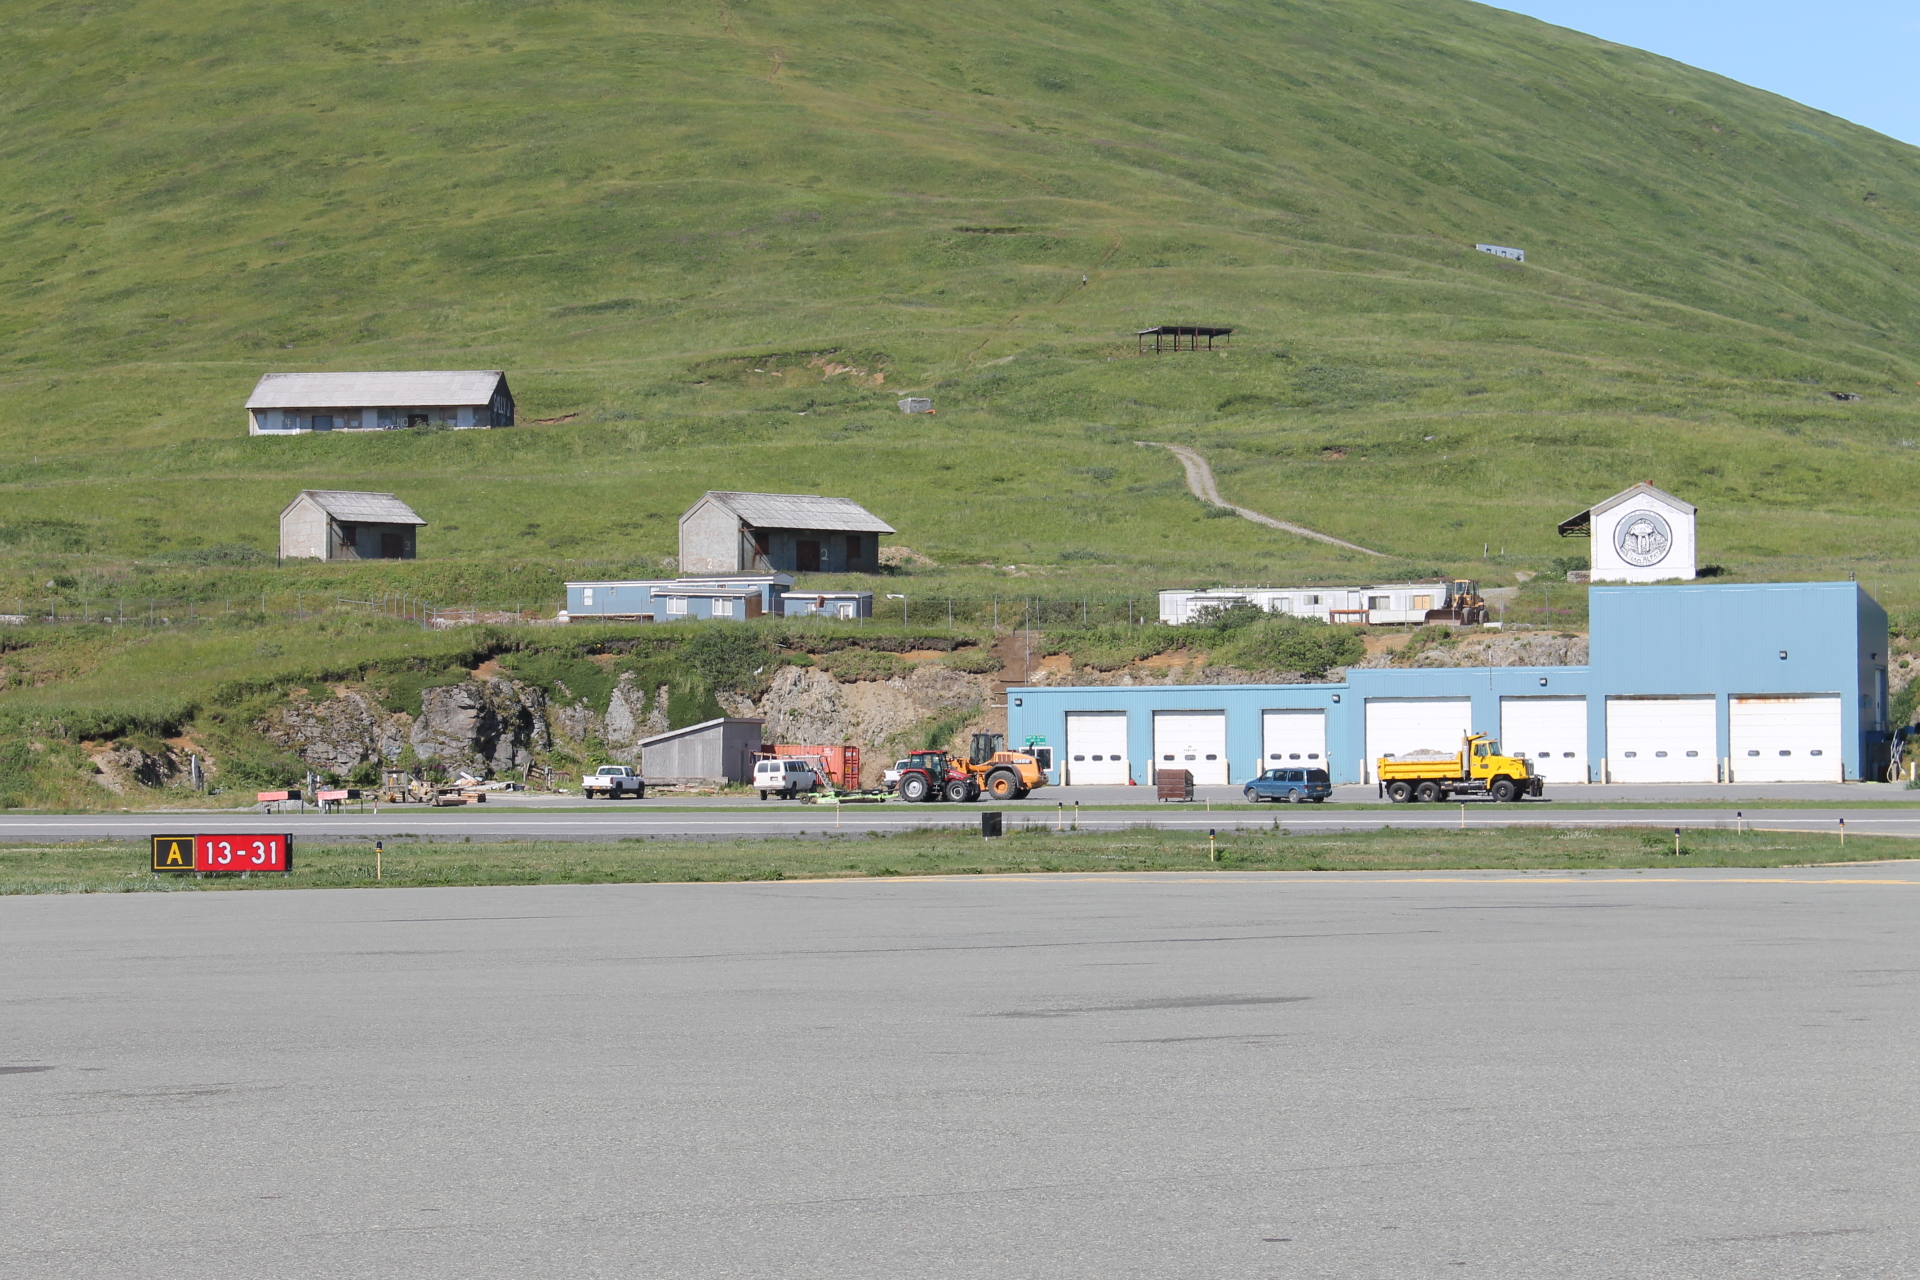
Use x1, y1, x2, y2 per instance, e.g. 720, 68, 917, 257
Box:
1368, 595, 1390, 609
582, 588, 595, 608
713, 598, 736, 617
846, 535, 863, 561
796, 540, 822, 572
666, 597, 688, 615
1412, 595, 1432, 610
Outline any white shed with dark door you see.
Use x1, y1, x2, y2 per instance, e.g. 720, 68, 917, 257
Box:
679, 491, 893, 575
279, 490, 427, 561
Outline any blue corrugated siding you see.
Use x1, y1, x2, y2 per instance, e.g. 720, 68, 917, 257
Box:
1008, 583, 1887, 785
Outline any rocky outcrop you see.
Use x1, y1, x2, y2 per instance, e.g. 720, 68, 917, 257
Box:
411, 679, 551, 777
257, 691, 411, 775
604, 673, 671, 761
90, 743, 185, 794
722, 663, 995, 784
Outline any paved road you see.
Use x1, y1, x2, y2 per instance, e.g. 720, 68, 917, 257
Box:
4, 805, 1917, 843
6, 869, 1917, 1277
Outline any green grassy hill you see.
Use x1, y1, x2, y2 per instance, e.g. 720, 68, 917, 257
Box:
5, 0, 1920, 610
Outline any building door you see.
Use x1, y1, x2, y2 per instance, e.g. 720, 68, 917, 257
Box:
1500, 698, 1588, 783
380, 529, 407, 559
1260, 710, 1326, 774
1153, 711, 1228, 785
1065, 712, 1130, 785
796, 539, 821, 572
1364, 698, 1472, 781
1605, 697, 1717, 782
1729, 695, 1842, 782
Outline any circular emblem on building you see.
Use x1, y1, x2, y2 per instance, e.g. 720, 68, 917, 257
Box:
1614, 510, 1672, 567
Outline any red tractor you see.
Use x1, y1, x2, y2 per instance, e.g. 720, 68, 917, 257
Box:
894, 750, 980, 803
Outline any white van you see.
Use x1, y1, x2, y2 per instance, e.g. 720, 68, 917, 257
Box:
754, 757, 825, 799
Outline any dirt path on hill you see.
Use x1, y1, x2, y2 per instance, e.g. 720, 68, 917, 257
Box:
1138, 442, 1387, 557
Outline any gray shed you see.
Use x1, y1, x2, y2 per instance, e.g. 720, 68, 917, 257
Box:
246, 370, 514, 434
280, 490, 427, 561
639, 717, 765, 785
679, 491, 894, 575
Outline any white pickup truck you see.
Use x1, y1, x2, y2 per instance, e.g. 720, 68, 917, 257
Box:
581, 765, 645, 800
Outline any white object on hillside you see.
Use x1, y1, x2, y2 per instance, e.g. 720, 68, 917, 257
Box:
1476, 243, 1525, 262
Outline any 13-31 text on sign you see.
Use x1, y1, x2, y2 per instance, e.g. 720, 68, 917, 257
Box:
151, 834, 293, 873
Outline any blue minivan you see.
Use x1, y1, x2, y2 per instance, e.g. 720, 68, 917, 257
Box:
1243, 767, 1333, 803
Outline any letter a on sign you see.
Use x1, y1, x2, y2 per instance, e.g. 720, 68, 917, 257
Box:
151, 834, 195, 873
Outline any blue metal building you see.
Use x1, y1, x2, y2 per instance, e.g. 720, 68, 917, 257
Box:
564, 574, 793, 622
1006, 582, 1890, 787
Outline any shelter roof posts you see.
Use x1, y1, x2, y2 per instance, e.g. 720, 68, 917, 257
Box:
1137, 325, 1235, 354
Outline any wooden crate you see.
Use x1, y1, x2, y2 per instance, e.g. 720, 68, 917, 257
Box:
1156, 769, 1194, 802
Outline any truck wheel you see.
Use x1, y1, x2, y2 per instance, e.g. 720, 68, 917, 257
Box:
985, 770, 1019, 800
1244, 788, 1260, 804
1386, 781, 1414, 804
1491, 778, 1519, 803
758, 790, 767, 801
1415, 781, 1443, 804
900, 774, 932, 803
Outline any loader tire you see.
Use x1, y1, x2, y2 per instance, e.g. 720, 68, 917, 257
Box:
985, 770, 1020, 800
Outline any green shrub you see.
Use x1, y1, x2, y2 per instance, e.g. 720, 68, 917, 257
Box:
681, 627, 776, 691
1215, 618, 1365, 677
940, 648, 1003, 674
818, 650, 911, 682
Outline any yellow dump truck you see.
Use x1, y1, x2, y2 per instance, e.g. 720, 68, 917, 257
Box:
1377, 734, 1542, 803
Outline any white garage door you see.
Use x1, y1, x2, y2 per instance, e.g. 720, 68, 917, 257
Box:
1365, 698, 1472, 781
1500, 698, 1588, 784
1065, 712, 1130, 786
1154, 711, 1229, 785
1730, 695, 1842, 782
1261, 710, 1327, 775
1606, 697, 1717, 782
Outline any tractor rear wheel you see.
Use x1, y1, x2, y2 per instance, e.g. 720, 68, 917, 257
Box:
985, 770, 1020, 800
900, 773, 933, 803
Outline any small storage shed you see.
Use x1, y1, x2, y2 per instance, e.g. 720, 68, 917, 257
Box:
280, 490, 427, 561
679, 491, 894, 575
639, 717, 764, 785
781, 591, 874, 619
246, 371, 514, 435
1559, 482, 1696, 583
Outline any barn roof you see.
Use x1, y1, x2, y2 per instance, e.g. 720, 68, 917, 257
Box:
1558, 482, 1694, 537
282, 490, 428, 525
691, 491, 895, 534
246, 371, 507, 409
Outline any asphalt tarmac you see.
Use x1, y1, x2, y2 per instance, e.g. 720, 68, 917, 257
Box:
6, 869, 1918, 1277
2, 804, 1917, 842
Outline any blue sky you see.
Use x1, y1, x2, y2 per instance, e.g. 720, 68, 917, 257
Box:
1489, 1, 1920, 146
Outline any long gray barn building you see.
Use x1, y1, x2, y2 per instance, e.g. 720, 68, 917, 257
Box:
679, 491, 893, 574
247, 371, 514, 434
